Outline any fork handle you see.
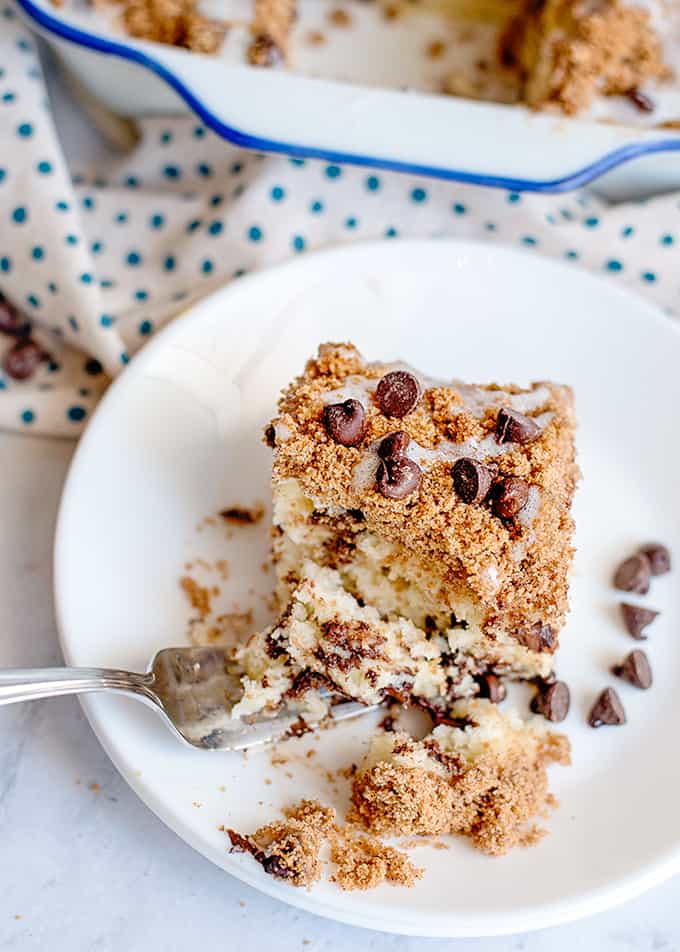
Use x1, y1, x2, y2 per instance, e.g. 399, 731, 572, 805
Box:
0, 667, 156, 706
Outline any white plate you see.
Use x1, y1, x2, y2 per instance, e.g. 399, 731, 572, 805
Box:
55, 240, 680, 938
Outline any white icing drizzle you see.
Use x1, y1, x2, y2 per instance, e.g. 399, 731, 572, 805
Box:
321, 359, 552, 421
511, 487, 541, 563
351, 439, 383, 492
274, 421, 292, 443
321, 375, 377, 406
516, 485, 541, 527
480, 564, 500, 592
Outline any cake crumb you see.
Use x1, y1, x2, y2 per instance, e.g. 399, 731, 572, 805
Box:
228, 799, 422, 892
220, 504, 265, 526
351, 701, 570, 856
216, 559, 230, 580
227, 800, 335, 888
330, 832, 423, 891
189, 609, 253, 648
88, 782, 101, 793
180, 576, 212, 618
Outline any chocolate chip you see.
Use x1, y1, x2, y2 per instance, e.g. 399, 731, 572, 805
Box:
476, 672, 506, 703
452, 457, 494, 504
515, 622, 555, 653
375, 371, 420, 418
376, 457, 422, 499
612, 649, 652, 690
620, 602, 659, 640
613, 553, 651, 594
323, 399, 367, 447
264, 424, 276, 448
3, 339, 43, 381
491, 476, 529, 519
627, 88, 655, 113
588, 687, 626, 727
261, 854, 292, 880
495, 407, 541, 445
530, 680, 570, 722
451, 456, 494, 503
378, 430, 410, 460
0, 295, 29, 337
639, 543, 671, 576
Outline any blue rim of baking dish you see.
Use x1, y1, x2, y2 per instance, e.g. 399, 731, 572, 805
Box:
17, 0, 680, 193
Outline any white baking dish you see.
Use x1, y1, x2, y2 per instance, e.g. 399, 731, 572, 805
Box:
17, 0, 680, 196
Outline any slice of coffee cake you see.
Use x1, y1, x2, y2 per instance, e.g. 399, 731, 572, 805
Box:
256, 342, 577, 702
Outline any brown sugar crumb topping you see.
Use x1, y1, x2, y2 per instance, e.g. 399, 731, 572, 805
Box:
503, 0, 671, 115
270, 342, 579, 646
329, 833, 423, 890
247, 0, 296, 66
227, 799, 422, 891
351, 722, 570, 856
120, 0, 225, 53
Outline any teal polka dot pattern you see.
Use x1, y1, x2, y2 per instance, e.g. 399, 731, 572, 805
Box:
0, 31, 678, 437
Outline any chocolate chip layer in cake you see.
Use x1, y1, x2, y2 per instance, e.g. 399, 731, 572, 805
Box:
233, 560, 484, 718
249, 342, 577, 714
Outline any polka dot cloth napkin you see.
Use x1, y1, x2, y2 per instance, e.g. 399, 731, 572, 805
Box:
1, 8, 679, 436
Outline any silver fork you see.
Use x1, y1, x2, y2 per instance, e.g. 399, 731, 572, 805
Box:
0, 646, 378, 750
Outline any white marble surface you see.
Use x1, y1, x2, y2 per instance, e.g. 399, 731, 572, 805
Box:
2, 44, 680, 952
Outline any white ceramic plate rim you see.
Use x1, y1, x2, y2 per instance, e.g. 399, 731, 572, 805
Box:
54, 240, 680, 938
